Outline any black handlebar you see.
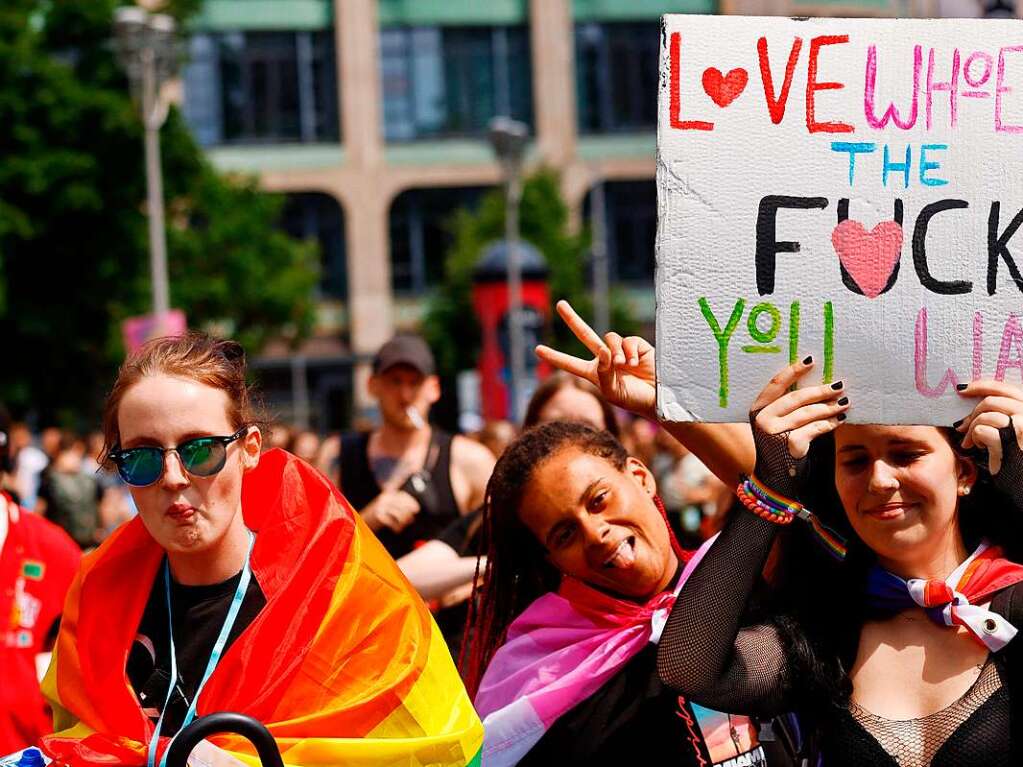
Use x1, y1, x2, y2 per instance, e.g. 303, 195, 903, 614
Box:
164, 713, 284, 767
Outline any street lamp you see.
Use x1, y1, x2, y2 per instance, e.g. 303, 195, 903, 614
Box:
113, 6, 179, 331
488, 116, 530, 421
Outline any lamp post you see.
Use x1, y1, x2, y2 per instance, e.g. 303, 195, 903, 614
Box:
488, 116, 530, 421
113, 7, 178, 332
590, 180, 610, 335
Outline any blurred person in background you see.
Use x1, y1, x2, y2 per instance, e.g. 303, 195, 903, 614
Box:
84, 429, 137, 541
652, 431, 728, 548
9, 423, 48, 508
338, 334, 495, 559
522, 372, 620, 438
0, 405, 81, 754
621, 416, 658, 468
472, 420, 518, 461
35, 432, 101, 549
313, 432, 341, 476
287, 428, 320, 464
266, 424, 292, 452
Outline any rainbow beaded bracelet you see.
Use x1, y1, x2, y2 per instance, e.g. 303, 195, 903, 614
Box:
736, 475, 848, 560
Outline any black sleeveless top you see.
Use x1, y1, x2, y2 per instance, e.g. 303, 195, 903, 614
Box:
657, 506, 1023, 766
339, 429, 460, 558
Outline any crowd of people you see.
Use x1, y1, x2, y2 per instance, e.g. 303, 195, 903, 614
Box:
2, 298, 1022, 766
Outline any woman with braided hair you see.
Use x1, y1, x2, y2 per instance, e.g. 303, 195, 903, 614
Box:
464, 302, 791, 767
657, 357, 1023, 766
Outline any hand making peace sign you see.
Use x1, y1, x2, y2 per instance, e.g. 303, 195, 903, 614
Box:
535, 300, 658, 421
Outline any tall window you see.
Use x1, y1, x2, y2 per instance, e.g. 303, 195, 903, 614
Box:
389, 187, 486, 294
280, 193, 347, 300
183, 31, 339, 146
380, 26, 532, 141
575, 23, 659, 134
584, 181, 657, 284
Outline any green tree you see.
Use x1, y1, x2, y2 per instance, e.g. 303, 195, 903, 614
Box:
0, 0, 318, 424
421, 168, 638, 381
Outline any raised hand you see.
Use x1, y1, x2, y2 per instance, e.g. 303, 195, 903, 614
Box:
749, 357, 849, 498
955, 380, 1023, 475
535, 300, 657, 420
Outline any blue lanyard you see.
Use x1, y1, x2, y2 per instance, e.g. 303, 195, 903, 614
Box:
146, 529, 256, 767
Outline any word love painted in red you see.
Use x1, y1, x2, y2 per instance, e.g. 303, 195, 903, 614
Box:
670, 32, 851, 133
703, 67, 749, 107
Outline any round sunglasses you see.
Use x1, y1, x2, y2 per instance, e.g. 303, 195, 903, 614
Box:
108, 427, 249, 487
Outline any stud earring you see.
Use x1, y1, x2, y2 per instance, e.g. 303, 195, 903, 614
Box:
960, 485, 972, 496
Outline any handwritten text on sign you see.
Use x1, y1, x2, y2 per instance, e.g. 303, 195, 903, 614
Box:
655, 16, 1023, 424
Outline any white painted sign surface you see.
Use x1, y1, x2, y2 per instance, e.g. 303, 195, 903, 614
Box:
655, 16, 1023, 424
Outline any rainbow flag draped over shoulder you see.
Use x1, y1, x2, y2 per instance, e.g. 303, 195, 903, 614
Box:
39, 449, 483, 767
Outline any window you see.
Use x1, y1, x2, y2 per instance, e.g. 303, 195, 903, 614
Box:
380, 26, 532, 141
389, 187, 487, 294
280, 193, 347, 300
183, 31, 339, 146
575, 23, 659, 134
584, 181, 657, 284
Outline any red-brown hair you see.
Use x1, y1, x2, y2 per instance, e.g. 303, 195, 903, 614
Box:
101, 332, 259, 462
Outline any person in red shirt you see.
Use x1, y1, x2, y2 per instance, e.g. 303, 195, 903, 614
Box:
0, 410, 81, 754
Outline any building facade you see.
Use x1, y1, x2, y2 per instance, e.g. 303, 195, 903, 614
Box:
181, 0, 941, 427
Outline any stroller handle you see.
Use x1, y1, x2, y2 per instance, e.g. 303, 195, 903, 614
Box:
165, 712, 284, 767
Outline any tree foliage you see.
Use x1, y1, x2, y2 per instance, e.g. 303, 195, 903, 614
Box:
0, 0, 318, 424
421, 168, 638, 380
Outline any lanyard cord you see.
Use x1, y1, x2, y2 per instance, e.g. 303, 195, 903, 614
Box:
146, 529, 256, 767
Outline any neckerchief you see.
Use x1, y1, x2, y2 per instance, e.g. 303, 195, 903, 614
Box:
866, 541, 1023, 651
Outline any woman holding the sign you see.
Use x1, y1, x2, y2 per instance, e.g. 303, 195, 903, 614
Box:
656, 358, 1023, 765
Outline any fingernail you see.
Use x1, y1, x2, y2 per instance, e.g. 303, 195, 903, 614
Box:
837, 396, 849, 406
802, 355, 813, 365
831, 380, 844, 390
956, 383, 969, 391
952, 418, 964, 429
837, 413, 847, 422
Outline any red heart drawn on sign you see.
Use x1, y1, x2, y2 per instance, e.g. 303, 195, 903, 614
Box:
831, 220, 903, 299
702, 67, 748, 107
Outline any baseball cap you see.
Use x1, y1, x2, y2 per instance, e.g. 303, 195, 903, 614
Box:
372, 334, 436, 376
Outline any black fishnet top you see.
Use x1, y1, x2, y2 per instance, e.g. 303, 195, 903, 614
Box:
655, 507, 1016, 765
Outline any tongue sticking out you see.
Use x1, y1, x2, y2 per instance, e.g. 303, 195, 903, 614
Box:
607, 538, 637, 569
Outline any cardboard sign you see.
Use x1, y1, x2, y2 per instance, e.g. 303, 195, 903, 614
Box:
655, 16, 1023, 424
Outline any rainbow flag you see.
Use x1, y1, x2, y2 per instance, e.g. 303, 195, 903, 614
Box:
39, 449, 483, 767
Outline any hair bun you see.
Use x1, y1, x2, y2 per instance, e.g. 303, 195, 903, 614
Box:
219, 340, 246, 367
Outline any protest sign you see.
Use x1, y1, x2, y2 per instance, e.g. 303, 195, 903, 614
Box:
655, 16, 1023, 423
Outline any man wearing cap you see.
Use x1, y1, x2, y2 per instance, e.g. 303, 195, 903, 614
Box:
339, 334, 496, 560
0, 408, 81, 754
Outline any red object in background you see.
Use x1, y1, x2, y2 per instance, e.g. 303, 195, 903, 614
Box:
472, 241, 550, 421
0, 495, 81, 755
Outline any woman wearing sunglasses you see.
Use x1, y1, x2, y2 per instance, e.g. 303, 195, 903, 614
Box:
34, 333, 483, 767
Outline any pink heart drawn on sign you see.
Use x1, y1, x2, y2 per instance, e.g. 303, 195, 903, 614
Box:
702, 67, 748, 108
831, 220, 903, 299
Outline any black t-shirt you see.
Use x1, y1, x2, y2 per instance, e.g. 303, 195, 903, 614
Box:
126, 569, 266, 735
519, 642, 772, 767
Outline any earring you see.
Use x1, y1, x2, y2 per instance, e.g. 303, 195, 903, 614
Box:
960, 485, 972, 496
